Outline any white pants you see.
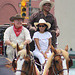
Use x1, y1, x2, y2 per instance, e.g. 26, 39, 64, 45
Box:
33, 50, 52, 64
7, 51, 13, 61
6, 48, 16, 61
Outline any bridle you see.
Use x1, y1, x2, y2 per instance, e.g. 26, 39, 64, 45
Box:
14, 54, 35, 75
15, 59, 30, 75
16, 69, 29, 75
50, 54, 68, 75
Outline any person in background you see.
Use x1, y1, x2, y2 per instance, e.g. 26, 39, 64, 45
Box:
33, 19, 52, 69
4, 14, 32, 61
28, 0, 60, 49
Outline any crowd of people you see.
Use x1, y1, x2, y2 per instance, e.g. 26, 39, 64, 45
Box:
4, 0, 60, 68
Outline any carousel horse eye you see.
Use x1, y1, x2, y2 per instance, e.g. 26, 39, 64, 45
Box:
55, 60, 59, 63
24, 61, 29, 64
24, 61, 29, 68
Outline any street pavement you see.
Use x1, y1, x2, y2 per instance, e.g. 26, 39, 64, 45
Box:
0, 55, 15, 75
69, 68, 75, 75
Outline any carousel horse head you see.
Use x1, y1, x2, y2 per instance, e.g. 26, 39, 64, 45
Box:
12, 44, 40, 75
43, 45, 71, 75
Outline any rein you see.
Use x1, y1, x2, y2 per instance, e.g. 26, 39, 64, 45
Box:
35, 62, 41, 66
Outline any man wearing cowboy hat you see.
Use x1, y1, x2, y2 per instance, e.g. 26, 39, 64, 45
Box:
28, 0, 60, 49
4, 14, 32, 61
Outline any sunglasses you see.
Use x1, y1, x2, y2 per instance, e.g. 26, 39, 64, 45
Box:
44, 4, 51, 7
39, 25, 46, 27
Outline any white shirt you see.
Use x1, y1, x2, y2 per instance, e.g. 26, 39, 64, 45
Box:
33, 31, 52, 52
4, 26, 32, 54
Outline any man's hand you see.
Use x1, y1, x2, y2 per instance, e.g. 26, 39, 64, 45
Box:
19, 42, 24, 50
56, 29, 60, 37
10, 42, 16, 48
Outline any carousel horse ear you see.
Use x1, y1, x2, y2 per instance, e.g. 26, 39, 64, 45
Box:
51, 45, 57, 54
26, 44, 30, 54
65, 45, 73, 68
12, 59, 17, 70
17, 43, 21, 52
65, 45, 68, 51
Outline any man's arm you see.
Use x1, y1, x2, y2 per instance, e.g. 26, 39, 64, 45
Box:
4, 27, 16, 48
52, 16, 60, 37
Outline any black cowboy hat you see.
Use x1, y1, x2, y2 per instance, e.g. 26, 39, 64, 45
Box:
10, 14, 24, 22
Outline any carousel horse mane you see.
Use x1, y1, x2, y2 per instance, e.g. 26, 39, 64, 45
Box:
43, 52, 54, 75
43, 45, 70, 75
13, 43, 40, 75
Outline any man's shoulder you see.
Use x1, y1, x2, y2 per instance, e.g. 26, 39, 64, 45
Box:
32, 11, 40, 15
5, 26, 13, 31
7, 26, 13, 28
31, 11, 41, 17
22, 26, 29, 31
4, 26, 13, 34
48, 12, 54, 17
